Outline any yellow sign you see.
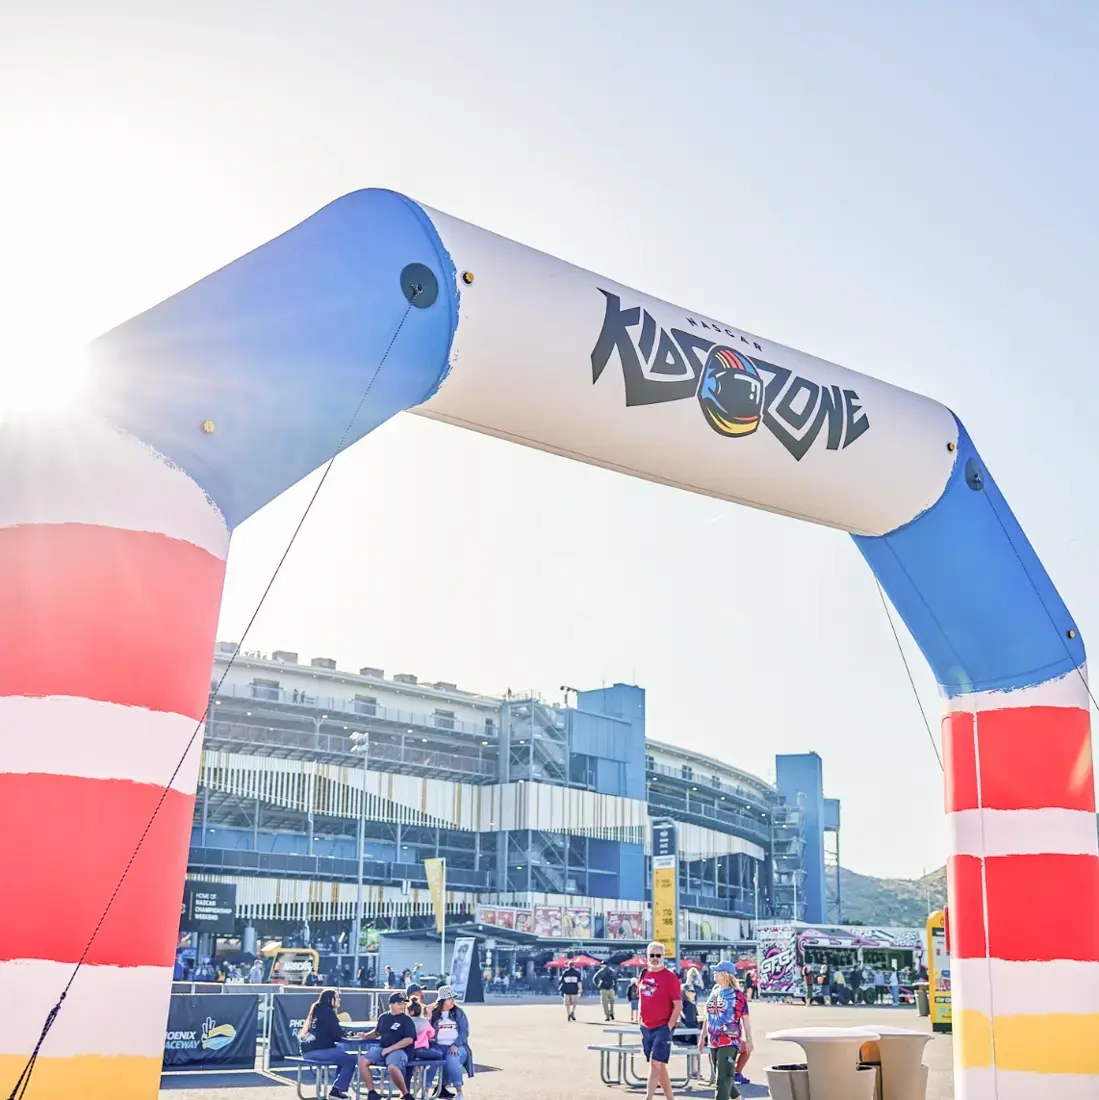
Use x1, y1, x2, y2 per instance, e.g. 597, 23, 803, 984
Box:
424, 858, 446, 934
926, 909, 952, 1032
652, 860, 677, 962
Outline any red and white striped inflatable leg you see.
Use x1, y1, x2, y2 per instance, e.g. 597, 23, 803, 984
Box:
0, 413, 228, 1100
945, 674, 1099, 1099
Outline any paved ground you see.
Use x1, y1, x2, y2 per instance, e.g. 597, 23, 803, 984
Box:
160, 999, 955, 1099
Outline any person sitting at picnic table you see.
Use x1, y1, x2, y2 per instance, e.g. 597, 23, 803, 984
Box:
298, 988, 369, 1100
430, 985, 474, 1100
674, 984, 700, 1043
358, 991, 418, 1100
674, 984, 703, 1080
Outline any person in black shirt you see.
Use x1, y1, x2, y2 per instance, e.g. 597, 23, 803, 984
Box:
298, 989, 367, 1099
559, 961, 583, 1021
359, 991, 418, 1100
594, 963, 618, 1020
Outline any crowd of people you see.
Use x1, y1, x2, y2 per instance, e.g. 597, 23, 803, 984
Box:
557, 947, 754, 1100
298, 982, 473, 1100
799, 960, 927, 1006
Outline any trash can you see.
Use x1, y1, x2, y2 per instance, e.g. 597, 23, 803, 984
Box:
765, 1064, 810, 1100
914, 982, 930, 1017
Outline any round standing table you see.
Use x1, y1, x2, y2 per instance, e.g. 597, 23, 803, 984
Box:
767, 1027, 880, 1100
867, 1025, 932, 1100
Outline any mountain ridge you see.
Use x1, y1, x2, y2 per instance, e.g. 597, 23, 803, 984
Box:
832, 865, 947, 927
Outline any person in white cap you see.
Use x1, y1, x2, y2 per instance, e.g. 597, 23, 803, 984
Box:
429, 985, 474, 1100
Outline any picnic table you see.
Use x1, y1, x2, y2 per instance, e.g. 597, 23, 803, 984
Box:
589, 1024, 703, 1089
293, 1021, 438, 1100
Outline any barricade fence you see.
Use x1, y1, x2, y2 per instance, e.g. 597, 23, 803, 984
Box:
161, 986, 392, 1073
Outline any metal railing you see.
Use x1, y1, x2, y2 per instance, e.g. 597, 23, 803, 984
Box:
215, 683, 497, 738
187, 846, 491, 890
679, 889, 753, 919
205, 720, 497, 781
646, 760, 773, 813
647, 790, 771, 848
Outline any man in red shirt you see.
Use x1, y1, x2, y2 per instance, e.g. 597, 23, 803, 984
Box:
638, 941, 682, 1100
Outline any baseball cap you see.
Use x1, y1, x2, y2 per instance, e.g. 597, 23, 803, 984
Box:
713, 961, 737, 976
435, 985, 457, 1001
389, 991, 408, 1004
406, 983, 423, 997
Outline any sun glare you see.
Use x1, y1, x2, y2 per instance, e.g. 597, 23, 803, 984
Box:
0, 336, 92, 424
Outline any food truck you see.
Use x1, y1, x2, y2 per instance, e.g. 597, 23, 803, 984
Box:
756, 922, 927, 1001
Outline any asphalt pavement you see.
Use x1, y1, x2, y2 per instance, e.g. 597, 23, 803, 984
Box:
159, 997, 955, 1099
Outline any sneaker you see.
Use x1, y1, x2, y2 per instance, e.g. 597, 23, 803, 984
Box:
734, 1073, 751, 1085
439, 1089, 455, 1099
367, 1091, 381, 1100
329, 1092, 349, 1100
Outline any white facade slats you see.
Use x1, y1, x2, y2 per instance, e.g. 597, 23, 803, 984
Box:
187, 873, 477, 923
660, 822, 766, 863
200, 751, 650, 840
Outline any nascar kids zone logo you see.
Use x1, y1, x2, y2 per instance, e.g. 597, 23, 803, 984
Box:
590, 290, 869, 460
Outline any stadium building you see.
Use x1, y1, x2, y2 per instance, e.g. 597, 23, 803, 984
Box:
185, 644, 839, 972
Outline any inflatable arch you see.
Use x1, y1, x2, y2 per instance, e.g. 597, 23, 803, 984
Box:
1, 189, 1095, 1100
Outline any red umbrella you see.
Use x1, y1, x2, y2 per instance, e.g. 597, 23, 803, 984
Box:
679, 958, 703, 970
544, 957, 571, 968
619, 956, 647, 968
735, 959, 758, 970
570, 955, 601, 967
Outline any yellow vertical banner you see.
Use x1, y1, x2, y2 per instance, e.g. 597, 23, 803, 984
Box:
652, 861, 677, 961
651, 819, 678, 964
927, 909, 952, 1032
424, 858, 446, 933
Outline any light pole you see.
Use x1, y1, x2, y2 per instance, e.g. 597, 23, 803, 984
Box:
753, 866, 759, 966
307, 713, 329, 857
349, 730, 369, 982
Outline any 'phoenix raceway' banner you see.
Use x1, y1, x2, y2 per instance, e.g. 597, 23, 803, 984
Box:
270, 991, 375, 1065
162, 994, 258, 1069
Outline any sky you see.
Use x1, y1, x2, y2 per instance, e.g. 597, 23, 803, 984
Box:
2, 1, 1097, 879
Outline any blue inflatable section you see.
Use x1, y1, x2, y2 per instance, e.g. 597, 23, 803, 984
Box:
89, 189, 458, 530
854, 418, 1084, 697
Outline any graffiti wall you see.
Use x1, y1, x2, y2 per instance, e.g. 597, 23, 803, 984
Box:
756, 923, 927, 998
757, 923, 802, 997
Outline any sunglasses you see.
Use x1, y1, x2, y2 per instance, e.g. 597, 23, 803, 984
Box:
648, 953, 663, 958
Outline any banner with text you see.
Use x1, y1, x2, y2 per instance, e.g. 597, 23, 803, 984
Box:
927, 910, 952, 1032
180, 881, 237, 935
450, 937, 477, 1000
651, 820, 678, 964
269, 991, 375, 1064
162, 994, 258, 1069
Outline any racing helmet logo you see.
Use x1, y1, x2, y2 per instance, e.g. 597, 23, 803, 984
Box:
697, 347, 764, 438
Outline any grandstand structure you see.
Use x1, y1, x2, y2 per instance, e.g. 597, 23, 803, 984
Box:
187, 643, 835, 954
